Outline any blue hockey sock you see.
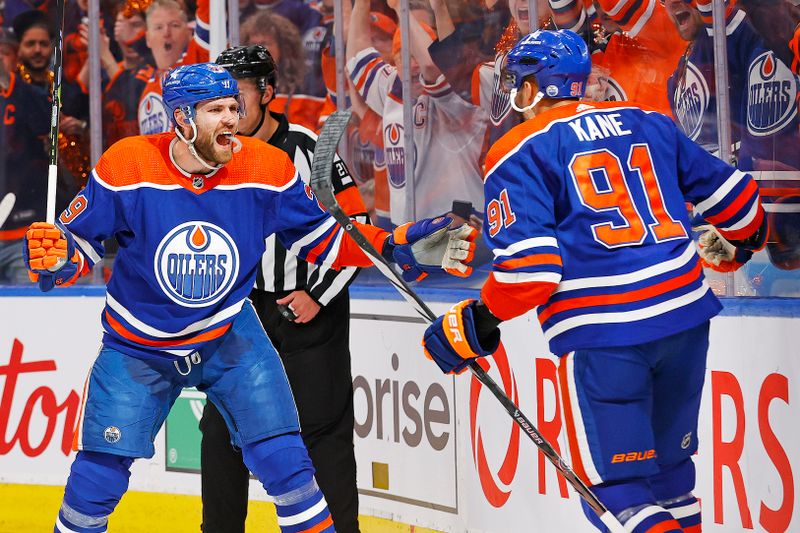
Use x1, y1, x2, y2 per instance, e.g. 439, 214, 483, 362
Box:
242, 432, 334, 533
580, 479, 682, 533
652, 459, 702, 532
55, 451, 134, 533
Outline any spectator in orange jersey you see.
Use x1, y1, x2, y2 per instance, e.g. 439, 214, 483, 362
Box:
137, 0, 209, 135
584, 1, 683, 116
61, 0, 120, 89
316, 8, 395, 225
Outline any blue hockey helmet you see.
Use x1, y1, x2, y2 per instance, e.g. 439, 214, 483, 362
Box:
162, 62, 244, 125
502, 29, 590, 100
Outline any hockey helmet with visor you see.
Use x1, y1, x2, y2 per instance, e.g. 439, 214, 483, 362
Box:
501, 29, 590, 113
162, 62, 246, 125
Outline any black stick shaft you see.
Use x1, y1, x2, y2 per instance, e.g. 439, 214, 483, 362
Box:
46, 0, 67, 224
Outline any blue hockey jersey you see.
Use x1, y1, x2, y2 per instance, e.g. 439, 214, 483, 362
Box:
480, 101, 765, 355
58, 133, 385, 359
667, 8, 800, 170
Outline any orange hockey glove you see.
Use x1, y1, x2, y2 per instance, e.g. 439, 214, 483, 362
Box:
23, 222, 81, 291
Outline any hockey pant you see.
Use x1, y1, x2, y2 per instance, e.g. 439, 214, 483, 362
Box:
201, 290, 359, 533
559, 322, 709, 533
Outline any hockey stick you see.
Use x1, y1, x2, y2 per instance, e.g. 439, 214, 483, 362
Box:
46, 0, 67, 224
310, 110, 625, 533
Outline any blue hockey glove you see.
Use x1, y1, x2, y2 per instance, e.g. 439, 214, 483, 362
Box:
382, 216, 477, 282
23, 222, 81, 292
422, 300, 500, 375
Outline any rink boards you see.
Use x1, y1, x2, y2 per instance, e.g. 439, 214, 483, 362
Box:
0, 287, 797, 532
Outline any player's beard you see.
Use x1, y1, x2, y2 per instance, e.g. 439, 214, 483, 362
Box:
194, 128, 234, 166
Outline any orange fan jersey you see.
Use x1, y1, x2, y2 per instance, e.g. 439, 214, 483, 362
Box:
592, 32, 681, 116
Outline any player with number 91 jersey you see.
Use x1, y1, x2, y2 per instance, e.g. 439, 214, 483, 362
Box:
481, 99, 765, 354
422, 30, 767, 533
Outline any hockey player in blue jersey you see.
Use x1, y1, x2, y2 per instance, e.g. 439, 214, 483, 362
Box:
22, 62, 476, 533
422, 30, 768, 533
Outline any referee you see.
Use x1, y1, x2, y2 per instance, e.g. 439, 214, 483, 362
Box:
199, 45, 364, 533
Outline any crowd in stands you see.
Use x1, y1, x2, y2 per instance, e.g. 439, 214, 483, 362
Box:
1, 0, 799, 293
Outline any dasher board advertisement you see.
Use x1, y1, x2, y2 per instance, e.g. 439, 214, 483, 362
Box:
1, 292, 798, 532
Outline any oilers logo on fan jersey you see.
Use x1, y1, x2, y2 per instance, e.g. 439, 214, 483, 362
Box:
600, 76, 628, 103
747, 51, 798, 137
384, 122, 406, 187
139, 92, 169, 135
672, 62, 710, 142
155, 222, 240, 307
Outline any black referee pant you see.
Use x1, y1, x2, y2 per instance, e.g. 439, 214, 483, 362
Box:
200, 289, 359, 533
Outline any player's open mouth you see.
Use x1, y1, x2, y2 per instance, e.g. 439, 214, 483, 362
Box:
164, 42, 173, 52
517, 7, 529, 22
216, 132, 234, 147
673, 8, 692, 28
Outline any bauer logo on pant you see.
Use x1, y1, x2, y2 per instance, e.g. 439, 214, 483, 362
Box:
154, 222, 240, 308
103, 426, 121, 444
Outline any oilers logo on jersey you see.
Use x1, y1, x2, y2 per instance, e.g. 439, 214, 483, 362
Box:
139, 92, 170, 135
384, 122, 406, 187
747, 51, 798, 137
154, 222, 240, 307
673, 62, 710, 141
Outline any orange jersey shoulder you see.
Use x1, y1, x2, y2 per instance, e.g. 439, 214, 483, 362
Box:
95, 135, 297, 191
485, 101, 642, 175
222, 136, 297, 189
94, 134, 178, 187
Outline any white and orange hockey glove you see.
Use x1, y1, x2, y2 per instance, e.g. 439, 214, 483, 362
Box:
23, 222, 82, 291
383, 217, 478, 282
696, 225, 752, 273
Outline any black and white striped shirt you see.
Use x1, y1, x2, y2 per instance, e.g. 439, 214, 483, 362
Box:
254, 112, 368, 305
